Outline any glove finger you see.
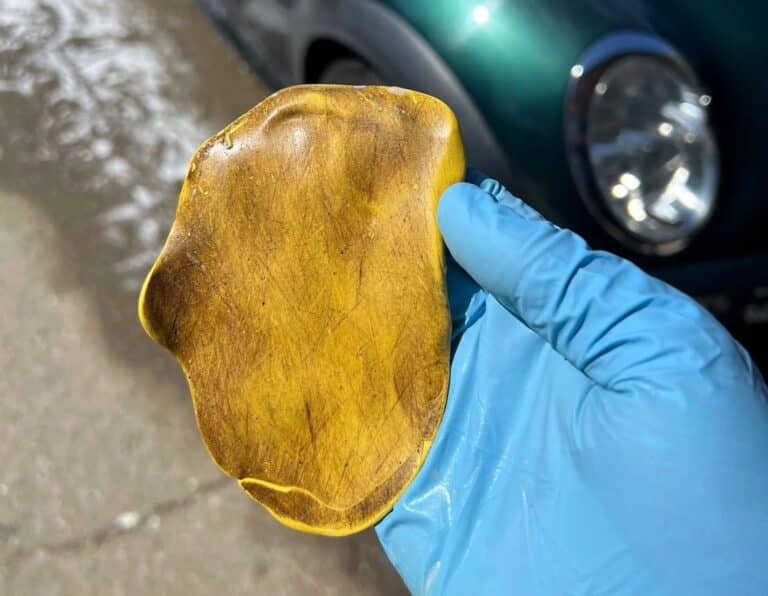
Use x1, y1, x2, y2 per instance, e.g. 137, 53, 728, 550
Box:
466, 166, 542, 219
437, 176, 746, 389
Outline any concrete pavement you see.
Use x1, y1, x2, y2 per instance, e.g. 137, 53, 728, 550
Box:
0, 1, 406, 593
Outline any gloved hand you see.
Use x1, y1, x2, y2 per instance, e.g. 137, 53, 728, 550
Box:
376, 171, 768, 595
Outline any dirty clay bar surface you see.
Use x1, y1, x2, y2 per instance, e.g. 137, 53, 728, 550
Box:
0, 0, 406, 594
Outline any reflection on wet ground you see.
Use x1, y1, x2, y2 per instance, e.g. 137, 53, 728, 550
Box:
0, 0, 245, 371
0, 1, 405, 593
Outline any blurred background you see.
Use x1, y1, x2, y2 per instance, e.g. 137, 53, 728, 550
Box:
2, 0, 767, 594
0, 1, 404, 594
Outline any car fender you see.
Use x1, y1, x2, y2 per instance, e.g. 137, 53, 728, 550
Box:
291, 0, 514, 184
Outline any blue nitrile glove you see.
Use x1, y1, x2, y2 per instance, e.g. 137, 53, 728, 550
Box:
376, 170, 768, 595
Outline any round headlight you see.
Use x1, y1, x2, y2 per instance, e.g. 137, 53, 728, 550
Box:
565, 34, 719, 254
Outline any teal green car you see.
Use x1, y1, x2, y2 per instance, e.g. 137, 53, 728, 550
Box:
198, 0, 768, 366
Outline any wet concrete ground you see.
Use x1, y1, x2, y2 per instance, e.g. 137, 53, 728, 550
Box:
0, 0, 406, 593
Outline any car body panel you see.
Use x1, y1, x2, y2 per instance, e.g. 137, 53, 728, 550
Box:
195, 0, 768, 362
380, 0, 768, 260
292, 0, 516, 182
377, 0, 768, 361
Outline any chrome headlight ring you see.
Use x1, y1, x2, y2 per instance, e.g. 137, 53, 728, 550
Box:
565, 32, 719, 255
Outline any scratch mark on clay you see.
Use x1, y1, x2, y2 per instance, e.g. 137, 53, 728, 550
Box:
304, 400, 316, 445
295, 401, 342, 452
168, 296, 183, 347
